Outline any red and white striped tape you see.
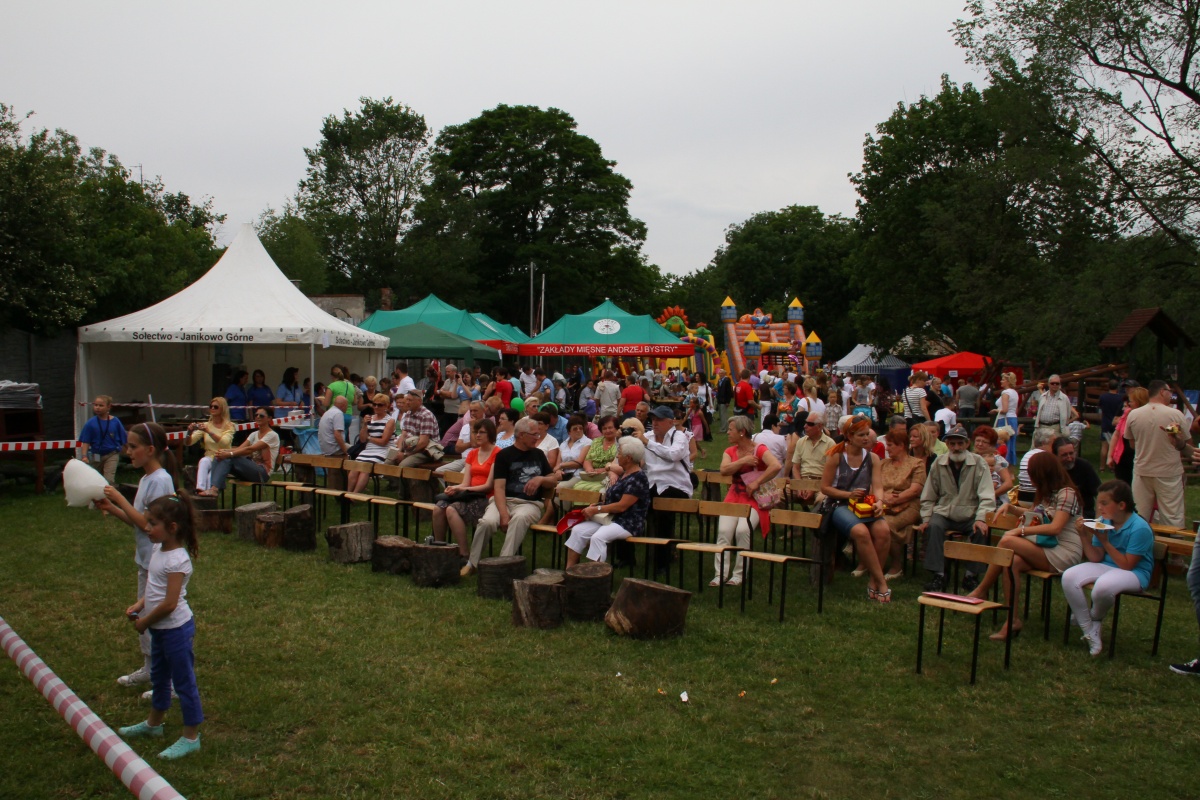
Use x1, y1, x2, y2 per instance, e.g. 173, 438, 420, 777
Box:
0, 616, 186, 800
0, 413, 312, 453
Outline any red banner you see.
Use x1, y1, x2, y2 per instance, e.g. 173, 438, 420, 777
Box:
479, 340, 521, 355
519, 343, 695, 357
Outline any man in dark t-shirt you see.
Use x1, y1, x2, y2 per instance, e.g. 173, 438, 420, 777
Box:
1097, 379, 1125, 470
463, 418, 559, 574
1054, 437, 1101, 518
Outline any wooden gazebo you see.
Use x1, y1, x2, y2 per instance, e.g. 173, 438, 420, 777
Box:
1100, 308, 1194, 384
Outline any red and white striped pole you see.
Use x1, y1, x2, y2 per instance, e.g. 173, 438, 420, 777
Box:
0, 616, 186, 800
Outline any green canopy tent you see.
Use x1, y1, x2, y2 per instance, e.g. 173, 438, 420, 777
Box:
519, 300, 693, 357
378, 322, 501, 367
361, 294, 525, 355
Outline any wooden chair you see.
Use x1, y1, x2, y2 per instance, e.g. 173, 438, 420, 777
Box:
700, 472, 733, 505
522, 486, 568, 569
651, 496, 700, 541
368, 464, 405, 536
1063, 541, 1169, 657
309, 455, 348, 522
985, 509, 1060, 639
781, 478, 822, 553
675, 502, 752, 608
916, 541, 1016, 685
737, 508, 827, 620
403, 466, 438, 539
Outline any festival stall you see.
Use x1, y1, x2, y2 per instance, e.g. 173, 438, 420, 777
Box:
360, 295, 526, 355
833, 344, 912, 391
910, 351, 991, 382
74, 224, 388, 434
378, 322, 501, 367
519, 300, 694, 358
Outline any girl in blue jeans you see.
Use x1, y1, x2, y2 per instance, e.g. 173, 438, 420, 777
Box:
118, 494, 204, 760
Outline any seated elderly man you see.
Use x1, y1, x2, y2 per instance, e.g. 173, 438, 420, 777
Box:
462, 417, 561, 576
791, 411, 834, 508
915, 424, 997, 593
389, 390, 441, 509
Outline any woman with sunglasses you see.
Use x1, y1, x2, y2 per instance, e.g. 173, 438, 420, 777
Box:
347, 394, 396, 493
205, 407, 279, 496
187, 397, 236, 495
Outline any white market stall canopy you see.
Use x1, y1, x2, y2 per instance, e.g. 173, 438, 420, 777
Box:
74, 224, 388, 434
78, 223, 388, 348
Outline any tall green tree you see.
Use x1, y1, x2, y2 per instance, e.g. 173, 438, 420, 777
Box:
402, 104, 658, 326
299, 97, 431, 294
705, 206, 859, 358
0, 104, 221, 334
850, 75, 1116, 366
956, 0, 1200, 244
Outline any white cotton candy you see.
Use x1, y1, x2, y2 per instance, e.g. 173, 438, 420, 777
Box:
63, 459, 109, 507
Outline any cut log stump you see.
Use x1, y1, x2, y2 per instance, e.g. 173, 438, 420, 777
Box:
372, 536, 416, 574
410, 543, 461, 588
191, 494, 217, 513
195, 494, 232, 533
605, 578, 692, 639
281, 504, 315, 551
236, 501, 277, 542
512, 572, 566, 629
255, 513, 286, 548
477, 556, 527, 600
564, 561, 613, 621
327, 521, 375, 564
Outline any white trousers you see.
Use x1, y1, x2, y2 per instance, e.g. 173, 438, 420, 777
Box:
714, 513, 759, 581
195, 456, 214, 491
1061, 561, 1143, 627
565, 520, 631, 563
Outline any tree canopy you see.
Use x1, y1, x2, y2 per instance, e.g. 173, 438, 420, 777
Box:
401, 104, 659, 326
956, 0, 1200, 245
0, 104, 221, 334
298, 97, 431, 296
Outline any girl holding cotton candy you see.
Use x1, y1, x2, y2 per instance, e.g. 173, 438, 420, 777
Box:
94, 422, 177, 689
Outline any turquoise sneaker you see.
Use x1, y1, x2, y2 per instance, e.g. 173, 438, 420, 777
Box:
158, 735, 201, 760
118, 721, 164, 738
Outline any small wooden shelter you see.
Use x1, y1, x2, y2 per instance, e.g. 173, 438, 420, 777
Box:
1099, 308, 1194, 384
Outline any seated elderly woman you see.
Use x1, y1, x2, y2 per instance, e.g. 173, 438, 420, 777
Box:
821, 414, 892, 602
347, 394, 396, 494
971, 425, 1014, 503
187, 397, 236, 494
433, 418, 499, 562
564, 437, 651, 567
714, 415, 782, 587
879, 429, 926, 580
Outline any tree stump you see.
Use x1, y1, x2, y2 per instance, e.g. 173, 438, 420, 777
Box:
604, 578, 692, 639
410, 543, 462, 588
236, 501, 277, 542
255, 513, 286, 548
534, 568, 564, 578
181, 465, 198, 494
477, 556, 528, 600
198, 508, 233, 534
564, 561, 614, 621
292, 463, 316, 485
327, 521, 375, 564
512, 572, 566, 629
372, 536, 416, 574
280, 504, 315, 551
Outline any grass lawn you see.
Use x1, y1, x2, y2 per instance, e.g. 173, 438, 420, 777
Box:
3, 428, 1200, 799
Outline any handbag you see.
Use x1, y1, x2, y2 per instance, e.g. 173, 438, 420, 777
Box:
1026, 506, 1059, 548
346, 439, 367, 459
743, 469, 783, 510
816, 497, 838, 538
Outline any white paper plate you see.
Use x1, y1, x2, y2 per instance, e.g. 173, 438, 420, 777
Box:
1083, 520, 1114, 531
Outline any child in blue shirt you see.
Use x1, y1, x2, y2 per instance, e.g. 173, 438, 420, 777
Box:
78, 395, 127, 484
1061, 479, 1155, 656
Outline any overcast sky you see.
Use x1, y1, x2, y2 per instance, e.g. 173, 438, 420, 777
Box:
6, 1, 984, 277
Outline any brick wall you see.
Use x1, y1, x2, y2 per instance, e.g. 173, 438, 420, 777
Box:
0, 329, 76, 439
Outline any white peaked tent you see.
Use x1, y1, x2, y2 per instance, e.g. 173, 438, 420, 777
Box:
75, 223, 388, 434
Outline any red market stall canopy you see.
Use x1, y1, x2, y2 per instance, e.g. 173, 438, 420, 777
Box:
910, 351, 991, 380
360, 295, 527, 355
520, 300, 695, 357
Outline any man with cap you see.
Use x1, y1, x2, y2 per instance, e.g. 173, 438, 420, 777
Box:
636, 405, 694, 566
914, 424, 997, 592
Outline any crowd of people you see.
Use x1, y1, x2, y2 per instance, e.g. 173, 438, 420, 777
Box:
83, 358, 1200, 706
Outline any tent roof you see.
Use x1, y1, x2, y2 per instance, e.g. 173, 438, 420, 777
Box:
911, 351, 991, 374
833, 344, 910, 374
379, 322, 501, 365
520, 300, 693, 356
360, 295, 523, 353
472, 312, 529, 343
77, 224, 388, 349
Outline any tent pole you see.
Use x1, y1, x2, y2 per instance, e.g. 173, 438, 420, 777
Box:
309, 343, 316, 417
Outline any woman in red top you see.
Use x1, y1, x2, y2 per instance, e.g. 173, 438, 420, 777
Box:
712, 415, 781, 586
433, 419, 499, 560
620, 375, 647, 418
